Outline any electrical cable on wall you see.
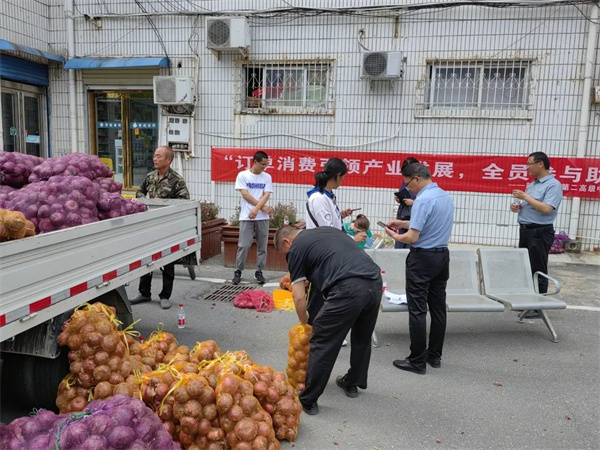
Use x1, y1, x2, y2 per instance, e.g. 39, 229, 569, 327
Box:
133, 0, 170, 63
197, 126, 407, 149
357, 29, 370, 52
80, 1, 599, 19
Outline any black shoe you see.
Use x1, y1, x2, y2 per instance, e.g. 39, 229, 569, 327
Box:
130, 294, 151, 305
393, 358, 426, 375
232, 270, 242, 285
301, 401, 319, 415
523, 310, 542, 319
426, 357, 441, 368
335, 375, 358, 398
254, 270, 266, 285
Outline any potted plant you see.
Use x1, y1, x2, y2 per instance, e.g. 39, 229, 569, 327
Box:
200, 201, 227, 261
221, 203, 305, 271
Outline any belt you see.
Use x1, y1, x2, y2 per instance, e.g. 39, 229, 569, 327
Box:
409, 247, 448, 253
519, 223, 553, 230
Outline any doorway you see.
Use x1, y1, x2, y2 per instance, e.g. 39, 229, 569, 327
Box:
1, 81, 47, 157
90, 90, 158, 189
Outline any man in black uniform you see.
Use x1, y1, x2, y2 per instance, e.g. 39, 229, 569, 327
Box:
274, 225, 382, 415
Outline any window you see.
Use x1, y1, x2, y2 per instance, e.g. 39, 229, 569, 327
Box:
237, 61, 334, 114
416, 60, 533, 119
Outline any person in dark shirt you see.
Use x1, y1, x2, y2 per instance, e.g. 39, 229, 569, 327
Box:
274, 226, 382, 416
394, 157, 419, 249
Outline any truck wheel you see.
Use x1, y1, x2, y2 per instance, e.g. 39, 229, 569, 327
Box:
1, 350, 68, 411
187, 265, 196, 280
32, 350, 70, 410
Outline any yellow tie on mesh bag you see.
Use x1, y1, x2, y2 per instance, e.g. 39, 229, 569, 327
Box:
273, 289, 295, 311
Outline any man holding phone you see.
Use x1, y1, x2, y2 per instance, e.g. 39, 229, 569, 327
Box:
383, 163, 454, 375
394, 157, 419, 248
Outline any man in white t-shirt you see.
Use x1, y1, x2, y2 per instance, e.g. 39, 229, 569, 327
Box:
232, 151, 273, 285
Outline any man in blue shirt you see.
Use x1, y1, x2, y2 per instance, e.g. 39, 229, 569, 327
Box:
511, 152, 562, 297
385, 163, 454, 375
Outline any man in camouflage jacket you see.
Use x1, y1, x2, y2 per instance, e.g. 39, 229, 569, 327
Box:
132, 146, 190, 309
136, 147, 189, 200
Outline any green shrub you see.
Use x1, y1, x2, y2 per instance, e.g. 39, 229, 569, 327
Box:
200, 201, 221, 222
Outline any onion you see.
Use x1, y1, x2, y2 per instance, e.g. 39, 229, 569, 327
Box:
78, 435, 107, 450
58, 420, 87, 448
93, 381, 113, 399
228, 405, 244, 422
183, 399, 203, 418
112, 405, 135, 426
108, 425, 136, 449
217, 393, 234, 414
207, 427, 226, 442
234, 440, 254, 450
135, 417, 156, 443
203, 403, 217, 421
240, 395, 258, 415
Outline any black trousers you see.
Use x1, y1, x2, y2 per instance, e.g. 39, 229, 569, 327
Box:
519, 225, 554, 294
306, 284, 324, 326
138, 261, 175, 300
405, 248, 449, 369
299, 277, 381, 406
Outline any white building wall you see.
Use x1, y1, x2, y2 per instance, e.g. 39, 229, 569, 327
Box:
4, 0, 597, 248
0, 0, 53, 51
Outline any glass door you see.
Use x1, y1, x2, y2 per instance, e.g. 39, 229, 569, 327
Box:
93, 91, 158, 189
95, 94, 123, 183
1, 82, 47, 157
23, 94, 42, 156
1, 92, 18, 153
130, 96, 159, 187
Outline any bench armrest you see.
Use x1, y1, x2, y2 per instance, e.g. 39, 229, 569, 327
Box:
533, 271, 561, 295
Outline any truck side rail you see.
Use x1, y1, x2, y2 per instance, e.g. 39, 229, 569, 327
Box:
0, 200, 201, 342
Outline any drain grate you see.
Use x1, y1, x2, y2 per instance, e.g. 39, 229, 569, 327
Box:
202, 284, 255, 302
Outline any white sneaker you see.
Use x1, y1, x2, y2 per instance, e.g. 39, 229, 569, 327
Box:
341, 339, 348, 347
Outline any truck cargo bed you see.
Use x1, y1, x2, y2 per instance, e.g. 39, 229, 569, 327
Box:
0, 199, 201, 342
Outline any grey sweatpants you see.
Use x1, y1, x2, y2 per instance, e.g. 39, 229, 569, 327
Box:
236, 219, 269, 271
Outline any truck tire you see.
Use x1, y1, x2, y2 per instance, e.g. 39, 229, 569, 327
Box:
32, 350, 70, 410
1, 350, 68, 411
1, 288, 133, 411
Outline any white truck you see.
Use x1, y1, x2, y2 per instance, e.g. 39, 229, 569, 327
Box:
0, 199, 201, 409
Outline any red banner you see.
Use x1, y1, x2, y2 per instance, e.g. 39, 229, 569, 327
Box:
211, 147, 600, 199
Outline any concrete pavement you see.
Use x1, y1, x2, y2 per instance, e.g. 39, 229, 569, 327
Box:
123, 247, 599, 449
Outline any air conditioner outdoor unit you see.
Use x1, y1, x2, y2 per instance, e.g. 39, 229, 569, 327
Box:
361, 51, 404, 80
153, 76, 194, 105
206, 17, 250, 50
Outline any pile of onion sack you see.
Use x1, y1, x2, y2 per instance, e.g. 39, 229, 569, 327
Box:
0, 395, 180, 450
0, 151, 43, 188
0, 151, 146, 233
48, 303, 304, 449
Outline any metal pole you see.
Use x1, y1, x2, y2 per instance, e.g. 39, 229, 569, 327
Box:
568, 2, 599, 243
65, 0, 78, 153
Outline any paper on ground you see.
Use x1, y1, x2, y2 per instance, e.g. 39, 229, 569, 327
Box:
384, 290, 407, 305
